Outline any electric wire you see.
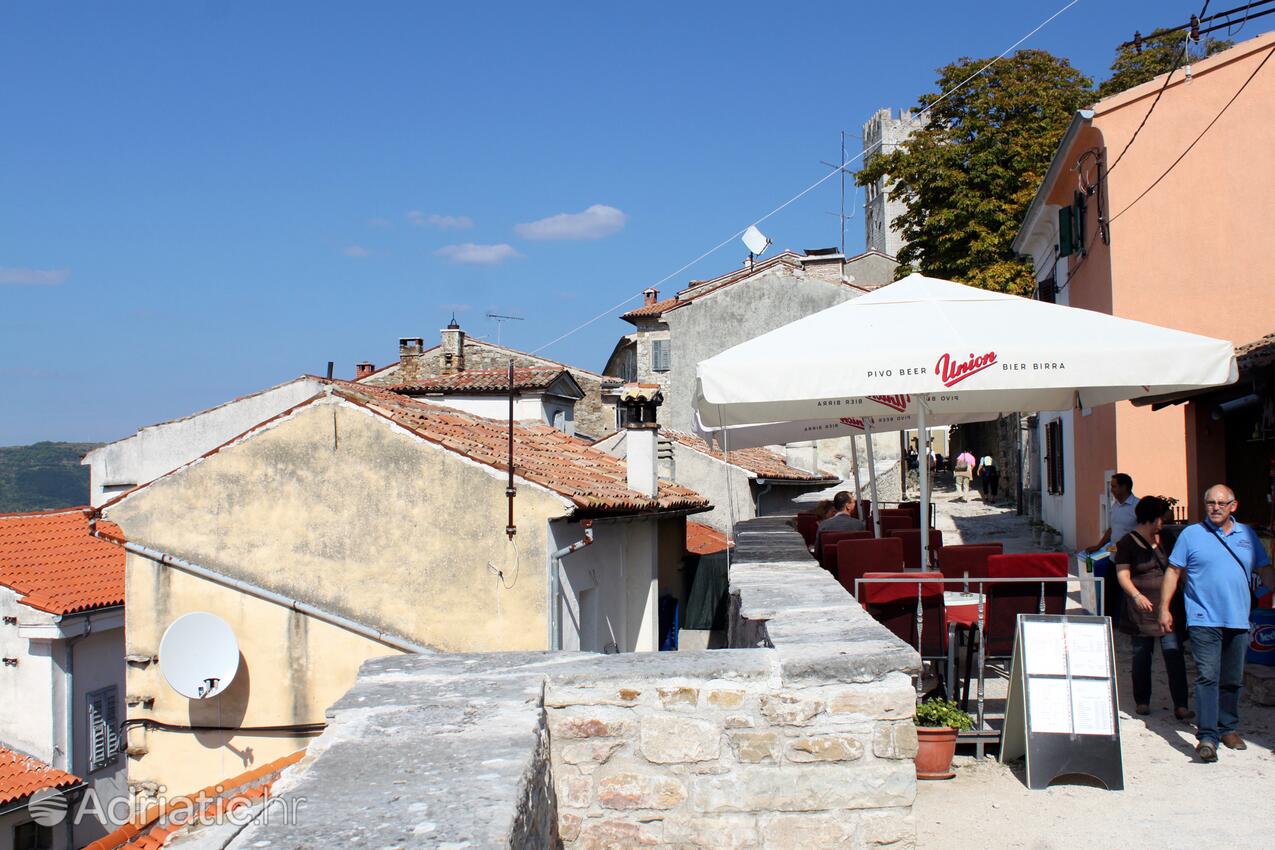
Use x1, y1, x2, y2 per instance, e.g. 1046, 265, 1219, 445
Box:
529, 0, 1082, 356
1109, 42, 1275, 224
1107, 0, 1214, 176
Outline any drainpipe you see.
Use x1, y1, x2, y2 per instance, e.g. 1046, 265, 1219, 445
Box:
64, 615, 91, 850
86, 513, 432, 654
548, 521, 594, 650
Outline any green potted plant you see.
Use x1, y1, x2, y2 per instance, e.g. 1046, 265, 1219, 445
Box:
914, 699, 973, 780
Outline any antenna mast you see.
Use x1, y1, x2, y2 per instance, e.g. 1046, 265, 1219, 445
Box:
486, 311, 524, 345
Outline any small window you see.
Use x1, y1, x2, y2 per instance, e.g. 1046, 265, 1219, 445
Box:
14, 822, 53, 850
651, 339, 671, 373
1045, 420, 1065, 495
88, 686, 121, 772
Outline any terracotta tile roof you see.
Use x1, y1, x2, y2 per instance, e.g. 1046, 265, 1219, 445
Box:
103, 381, 710, 519
335, 384, 710, 516
364, 338, 623, 386
686, 521, 732, 556
0, 509, 125, 615
0, 744, 80, 806
389, 367, 571, 394
83, 750, 305, 850
620, 252, 807, 322
663, 430, 838, 482
1237, 332, 1275, 371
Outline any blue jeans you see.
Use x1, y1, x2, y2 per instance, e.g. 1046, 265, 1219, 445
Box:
1188, 626, 1248, 745
1131, 632, 1189, 709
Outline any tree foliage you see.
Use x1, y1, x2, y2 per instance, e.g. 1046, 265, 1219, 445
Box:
856, 50, 1092, 296
1097, 28, 1232, 99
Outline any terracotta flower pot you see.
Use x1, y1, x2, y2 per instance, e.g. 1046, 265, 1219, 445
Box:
915, 725, 958, 780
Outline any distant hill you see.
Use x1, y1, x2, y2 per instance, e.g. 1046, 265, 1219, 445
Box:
0, 442, 102, 512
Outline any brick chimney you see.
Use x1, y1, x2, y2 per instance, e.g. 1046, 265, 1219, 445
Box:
643, 288, 659, 307
398, 337, 425, 382
620, 384, 663, 497
354, 362, 375, 380
441, 319, 465, 375
799, 247, 847, 283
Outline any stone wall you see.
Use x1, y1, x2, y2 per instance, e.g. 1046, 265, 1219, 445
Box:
226, 517, 919, 849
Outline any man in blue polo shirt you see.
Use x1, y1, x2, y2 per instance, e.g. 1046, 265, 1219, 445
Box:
1160, 484, 1274, 762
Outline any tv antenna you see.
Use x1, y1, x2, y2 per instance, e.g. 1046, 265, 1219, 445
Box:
741, 225, 771, 271
821, 130, 858, 256
486, 311, 524, 344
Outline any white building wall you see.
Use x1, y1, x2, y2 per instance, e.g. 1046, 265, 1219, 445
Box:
0, 588, 59, 763
84, 378, 326, 506
550, 519, 660, 654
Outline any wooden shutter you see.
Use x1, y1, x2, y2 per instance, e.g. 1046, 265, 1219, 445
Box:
1045, 420, 1065, 495
88, 686, 120, 771
1057, 207, 1074, 257
652, 339, 670, 372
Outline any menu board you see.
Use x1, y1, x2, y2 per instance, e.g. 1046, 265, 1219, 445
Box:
1001, 614, 1123, 791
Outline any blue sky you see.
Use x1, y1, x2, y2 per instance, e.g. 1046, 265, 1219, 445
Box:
0, 1, 1230, 444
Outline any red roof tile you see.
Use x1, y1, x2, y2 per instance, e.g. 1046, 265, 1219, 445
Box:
686, 522, 732, 556
621, 253, 806, 322
338, 385, 709, 516
88, 750, 306, 850
389, 367, 572, 394
662, 430, 837, 482
103, 382, 710, 519
0, 509, 124, 615
0, 744, 80, 806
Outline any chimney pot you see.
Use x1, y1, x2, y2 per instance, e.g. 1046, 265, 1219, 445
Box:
440, 323, 466, 375
355, 362, 376, 380
643, 288, 659, 306
621, 384, 662, 498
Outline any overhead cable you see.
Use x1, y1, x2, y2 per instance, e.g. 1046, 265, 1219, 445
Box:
529, 0, 1082, 356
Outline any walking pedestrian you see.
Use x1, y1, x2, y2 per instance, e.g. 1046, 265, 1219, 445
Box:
976, 453, 999, 500
953, 449, 977, 502
1113, 496, 1191, 720
1160, 484, 1275, 762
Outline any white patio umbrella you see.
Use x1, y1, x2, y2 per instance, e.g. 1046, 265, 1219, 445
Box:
695, 273, 1238, 567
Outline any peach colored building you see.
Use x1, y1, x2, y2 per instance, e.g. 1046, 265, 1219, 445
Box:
1013, 31, 1275, 548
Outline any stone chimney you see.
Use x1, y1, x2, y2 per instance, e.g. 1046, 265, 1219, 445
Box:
398, 338, 425, 382
441, 318, 465, 375
620, 384, 663, 498
354, 362, 375, 380
799, 247, 847, 283
643, 288, 659, 306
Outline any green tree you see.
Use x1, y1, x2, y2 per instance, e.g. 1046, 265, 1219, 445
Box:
1098, 28, 1232, 99
857, 50, 1093, 296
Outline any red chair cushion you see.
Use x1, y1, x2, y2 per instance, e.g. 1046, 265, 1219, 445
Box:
879, 515, 915, 534
987, 553, 1069, 578
861, 570, 944, 605
836, 537, 905, 594
886, 528, 945, 570
819, 530, 873, 571
936, 543, 1004, 580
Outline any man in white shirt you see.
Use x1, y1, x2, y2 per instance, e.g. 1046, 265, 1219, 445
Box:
1087, 473, 1140, 553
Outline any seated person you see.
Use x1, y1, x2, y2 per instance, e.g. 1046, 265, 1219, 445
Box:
813, 491, 865, 554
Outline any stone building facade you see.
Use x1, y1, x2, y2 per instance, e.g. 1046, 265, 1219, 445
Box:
361, 322, 623, 440
862, 108, 916, 259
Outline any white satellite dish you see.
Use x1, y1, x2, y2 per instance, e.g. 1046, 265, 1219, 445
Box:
158, 612, 240, 700
741, 225, 770, 257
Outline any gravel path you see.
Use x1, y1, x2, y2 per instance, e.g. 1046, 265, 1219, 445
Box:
915, 479, 1275, 850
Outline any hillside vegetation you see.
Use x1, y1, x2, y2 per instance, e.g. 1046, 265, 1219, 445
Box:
0, 442, 101, 512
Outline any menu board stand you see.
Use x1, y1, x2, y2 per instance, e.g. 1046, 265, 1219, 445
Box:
1000, 613, 1123, 790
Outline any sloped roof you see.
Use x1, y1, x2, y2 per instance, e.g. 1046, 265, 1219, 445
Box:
104, 381, 710, 519
0, 509, 125, 615
362, 337, 623, 386
0, 744, 80, 806
83, 750, 305, 850
1237, 332, 1275, 371
389, 367, 579, 395
663, 430, 838, 482
686, 521, 732, 556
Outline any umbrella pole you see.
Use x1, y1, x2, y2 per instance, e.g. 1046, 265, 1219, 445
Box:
918, 400, 930, 569
864, 419, 882, 538
849, 434, 864, 521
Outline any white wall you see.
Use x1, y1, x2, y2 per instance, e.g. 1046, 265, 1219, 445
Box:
84, 378, 326, 506
551, 518, 659, 654
0, 588, 59, 763
1039, 409, 1079, 549
425, 395, 559, 426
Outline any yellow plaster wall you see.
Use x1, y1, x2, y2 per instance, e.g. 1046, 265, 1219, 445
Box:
106, 397, 575, 795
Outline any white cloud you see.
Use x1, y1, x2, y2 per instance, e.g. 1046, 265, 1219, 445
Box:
408, 211, 474, 229
343, 245, 370, 258
434, 243, 521, 265
0, 267, 70, 285
515, 204, 627, 240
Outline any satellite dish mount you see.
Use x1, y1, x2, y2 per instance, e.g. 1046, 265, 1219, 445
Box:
158, 612, 241, 701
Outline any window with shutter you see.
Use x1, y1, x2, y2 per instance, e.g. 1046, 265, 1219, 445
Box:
13, 822, 52, 850
1057, 207, 1074, 257
88, 686, 120, 772
652, 339, 670, 372
1045, 420, 1065, 495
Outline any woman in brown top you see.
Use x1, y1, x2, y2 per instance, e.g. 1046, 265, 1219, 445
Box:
1115, 496, 1192, 719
